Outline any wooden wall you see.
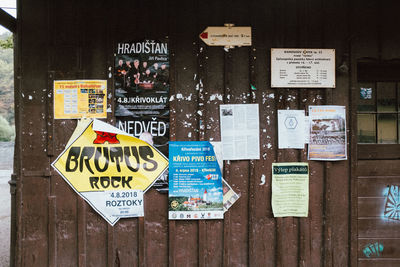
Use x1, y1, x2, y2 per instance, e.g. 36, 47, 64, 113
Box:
11, 0, 400, 266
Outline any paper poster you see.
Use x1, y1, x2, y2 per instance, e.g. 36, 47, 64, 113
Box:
304, 116, 310, 144
219, 104, 260, 160
308, 105, 347, 161
168, 141, 224, 220
210, 142, 240, 212
272, 163, 309, 217
115, 39, 170, 192
278, 110, 306, 149
54, 80, 107, 119
222, 178, 240, 212
271, 48, 335, 88
51, 119, 169, 225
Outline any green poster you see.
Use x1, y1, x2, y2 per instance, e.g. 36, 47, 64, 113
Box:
271, 163, 309, 217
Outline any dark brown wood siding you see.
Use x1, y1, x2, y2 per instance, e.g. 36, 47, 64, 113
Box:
11, 0, 400, 266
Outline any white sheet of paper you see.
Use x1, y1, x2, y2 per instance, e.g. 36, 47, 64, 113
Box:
278, 110, 306, 149
220, 104, 260, 160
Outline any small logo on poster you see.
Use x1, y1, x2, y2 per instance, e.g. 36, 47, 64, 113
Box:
206, 174, 218, 180
171, 200, 179, 209
284, 117, 298, 129
93, 131, 120, 144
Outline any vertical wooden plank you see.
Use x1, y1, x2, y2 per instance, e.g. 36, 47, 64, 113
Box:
196, 1, 225, 266
168, 1, 178, 266
84, 211, 107, 266
48, 74, 80, 266
248, 0, 278, 265
133, 1, 171, 266
20, 177, 49, 266
77, 198, 87, 267
168, 1, 199, 266
349, 8, 359, 265
274, 0, 301, 266
323, 0, 351, 265
221, 1, 252, 264
48, 196, 57, 267
16, 0, 51, 266
222, 47, 251, 267
351, 1, 378, 266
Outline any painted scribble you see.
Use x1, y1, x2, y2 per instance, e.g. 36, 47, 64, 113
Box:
384, 185, 400, 221
362, 242, 384, 258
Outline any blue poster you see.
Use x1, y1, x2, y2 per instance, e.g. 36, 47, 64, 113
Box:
168, 141, 224, 220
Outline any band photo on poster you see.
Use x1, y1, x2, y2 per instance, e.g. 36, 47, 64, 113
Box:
115, 40, 170, 192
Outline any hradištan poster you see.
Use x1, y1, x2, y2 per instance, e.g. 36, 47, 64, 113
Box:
308, 105, 347, 161
52, 119, 168, 225
114, 40, 170, 192
54, 80, 107, 119
169, 141, 224, 220
272, 163, 309, 217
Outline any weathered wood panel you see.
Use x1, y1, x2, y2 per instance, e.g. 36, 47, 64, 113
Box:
12, 0, 400, 266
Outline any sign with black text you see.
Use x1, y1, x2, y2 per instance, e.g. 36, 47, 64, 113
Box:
271, 48, 335, 88
52, 119, 169, 225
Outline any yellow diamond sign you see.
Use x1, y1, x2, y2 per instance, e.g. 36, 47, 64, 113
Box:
51, 119, 168, 225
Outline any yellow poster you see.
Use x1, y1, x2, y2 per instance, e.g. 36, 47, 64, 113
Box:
52, 119, 169, 225
52, 120, 168, 192
54, 80, 107, 119
271, 162, 309, 217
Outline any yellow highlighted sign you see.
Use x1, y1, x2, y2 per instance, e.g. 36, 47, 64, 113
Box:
54, 80, 107, 119
52, 121, 168, 193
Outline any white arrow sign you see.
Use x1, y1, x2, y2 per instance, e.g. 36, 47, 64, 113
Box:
199, 26, 252, 47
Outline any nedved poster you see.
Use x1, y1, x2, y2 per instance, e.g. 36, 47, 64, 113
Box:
219, 104, 260, 160
114, 39, 170, 191
272, 163, 309, 217
54, 80, 107, 119
51, 119, 169, 225
308, 105, 347, 161
169, 141, 224, 220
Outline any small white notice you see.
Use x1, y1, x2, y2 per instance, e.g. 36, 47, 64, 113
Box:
271, 48, 335, 88
80, 190, 144, 223
220, 104, 260, 160
278, 110, 306, 149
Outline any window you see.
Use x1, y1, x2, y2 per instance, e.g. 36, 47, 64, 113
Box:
357, 81, 400, 144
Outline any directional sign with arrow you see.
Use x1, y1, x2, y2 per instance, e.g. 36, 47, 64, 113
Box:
199, 25, 252, 48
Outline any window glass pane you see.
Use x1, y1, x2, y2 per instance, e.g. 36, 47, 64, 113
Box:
377, 82, 396, 112
358, 82, 375, 112
377, 113, 397, 143
358, 114, 376, 143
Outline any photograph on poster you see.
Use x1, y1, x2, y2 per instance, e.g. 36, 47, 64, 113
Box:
115, 40, 170, 192
168, 141, 224, 220
308, 105, 347, 161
